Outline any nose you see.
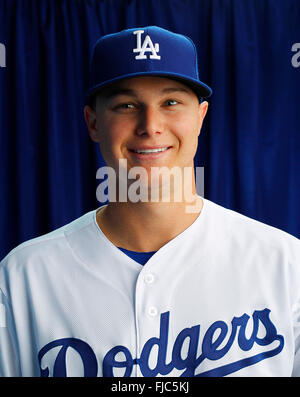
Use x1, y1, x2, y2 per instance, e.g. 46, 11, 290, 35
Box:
135, 105, 164, 137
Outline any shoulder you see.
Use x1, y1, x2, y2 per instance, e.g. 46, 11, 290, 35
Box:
203, 198, 300, 257
0, 209, 98, 276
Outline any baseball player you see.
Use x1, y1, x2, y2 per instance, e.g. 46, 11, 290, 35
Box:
0, 26, 300, 378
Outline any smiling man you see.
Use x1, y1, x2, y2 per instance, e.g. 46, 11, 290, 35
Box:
84, 75, 208, 252
0, 26, 300, 378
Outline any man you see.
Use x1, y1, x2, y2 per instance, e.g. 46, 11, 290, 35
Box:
0, 26, 300, 377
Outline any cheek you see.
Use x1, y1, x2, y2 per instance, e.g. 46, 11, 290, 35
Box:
173, 114, 200, 149
107, 118, 131, 145
97, 121, 129, 165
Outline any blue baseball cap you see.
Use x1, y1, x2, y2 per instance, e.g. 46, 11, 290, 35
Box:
85, 26, 212, 104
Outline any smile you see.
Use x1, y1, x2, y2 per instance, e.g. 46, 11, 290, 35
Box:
132, 147, 169, 154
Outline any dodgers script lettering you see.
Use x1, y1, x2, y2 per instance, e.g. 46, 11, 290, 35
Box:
38, 308, 284, 377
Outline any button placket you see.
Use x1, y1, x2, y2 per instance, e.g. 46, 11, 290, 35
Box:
148, 306, 158, 317
144, 273, 155, 284
135, 264, 161, 375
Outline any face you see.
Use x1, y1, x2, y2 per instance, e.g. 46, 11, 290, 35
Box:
84, 76, 208, 188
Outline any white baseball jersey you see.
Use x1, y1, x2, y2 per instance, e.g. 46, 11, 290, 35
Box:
0, 197, 300, 377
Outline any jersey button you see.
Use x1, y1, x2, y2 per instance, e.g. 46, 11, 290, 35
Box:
144, 273, 155, 284
148, 306, 158, 316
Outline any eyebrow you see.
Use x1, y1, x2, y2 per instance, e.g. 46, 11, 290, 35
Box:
103, 86, 191, 99
104, 88, 137, 99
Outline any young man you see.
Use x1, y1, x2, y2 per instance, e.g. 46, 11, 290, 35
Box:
0, 26, 300, 377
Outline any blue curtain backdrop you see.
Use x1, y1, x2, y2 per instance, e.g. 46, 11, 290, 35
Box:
0, 0, 299, 260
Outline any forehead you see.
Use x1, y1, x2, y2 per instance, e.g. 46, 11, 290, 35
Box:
97, 76, 197, 99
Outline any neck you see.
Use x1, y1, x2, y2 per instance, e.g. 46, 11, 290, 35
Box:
96, 176, 203, 252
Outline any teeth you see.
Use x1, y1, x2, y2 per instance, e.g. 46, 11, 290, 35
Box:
133, 147, 169, 154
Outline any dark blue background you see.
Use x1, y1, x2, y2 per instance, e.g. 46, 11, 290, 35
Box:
0, 0, 299, 260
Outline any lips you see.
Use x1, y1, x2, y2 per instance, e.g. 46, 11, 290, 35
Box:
129, 145, 172, 161
129, 146, 172, 154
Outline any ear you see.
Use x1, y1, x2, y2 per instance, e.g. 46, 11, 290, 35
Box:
197, 101, 209, 135
84, 105, 100, 142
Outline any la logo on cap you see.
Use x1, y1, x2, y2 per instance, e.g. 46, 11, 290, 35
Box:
133, 30, 161, 60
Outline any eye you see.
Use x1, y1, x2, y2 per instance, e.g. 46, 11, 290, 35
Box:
117, 103, 135, 109
165, 99, 179, 106
111, 102, 137, 113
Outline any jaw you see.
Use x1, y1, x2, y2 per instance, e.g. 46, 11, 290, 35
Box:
111, 158, 196, 205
